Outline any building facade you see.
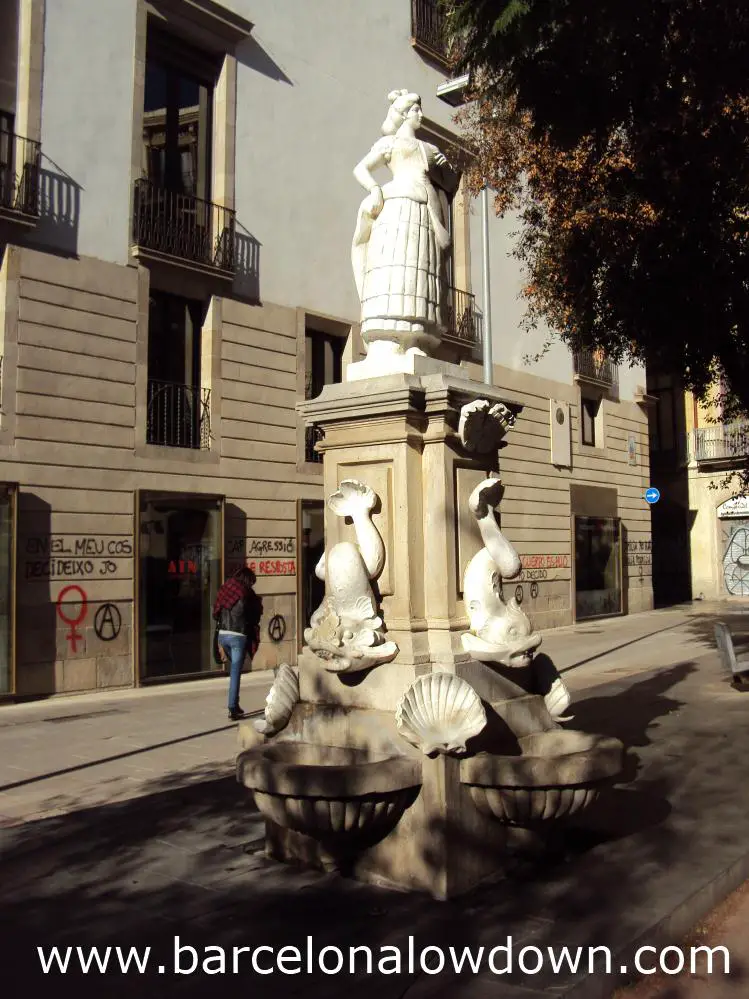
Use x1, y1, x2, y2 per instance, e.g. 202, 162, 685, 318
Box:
648, 372, 749, 604
0, 0, 652, 699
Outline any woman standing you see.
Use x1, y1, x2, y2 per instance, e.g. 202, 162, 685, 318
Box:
213, 567, 262, 721
352, 89, 454, 358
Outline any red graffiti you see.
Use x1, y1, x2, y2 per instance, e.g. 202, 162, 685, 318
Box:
56, 584, 88, 652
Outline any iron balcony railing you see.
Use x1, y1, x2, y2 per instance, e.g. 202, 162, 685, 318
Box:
691, 422, 749, 464
0, 131, 41, 218
132, 178, 236, 273
411, 0, 452, 62
444, 285, 482, 349
573, 349, 618, 389
305, 424, 324, 464
147, 379, 211, 450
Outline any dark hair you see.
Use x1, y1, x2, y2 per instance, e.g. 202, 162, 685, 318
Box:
234, 566, 256, 588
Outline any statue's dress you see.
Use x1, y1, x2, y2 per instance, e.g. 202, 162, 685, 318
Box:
352, 135, 450, 344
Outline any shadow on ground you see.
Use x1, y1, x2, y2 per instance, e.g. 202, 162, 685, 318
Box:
1, 659, 748, 998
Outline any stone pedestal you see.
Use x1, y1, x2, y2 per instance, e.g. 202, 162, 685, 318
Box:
236, 368, 624, 899
300, 370, 519, 669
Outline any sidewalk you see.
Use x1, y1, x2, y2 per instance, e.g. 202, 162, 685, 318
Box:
0, 669, 275, 824
1, 601, 748, 999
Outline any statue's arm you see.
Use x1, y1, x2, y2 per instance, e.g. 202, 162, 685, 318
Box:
353, 137, 392, 193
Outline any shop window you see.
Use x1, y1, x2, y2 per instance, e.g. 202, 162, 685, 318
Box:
137, 492, 223, 681
721, 518, 749, 597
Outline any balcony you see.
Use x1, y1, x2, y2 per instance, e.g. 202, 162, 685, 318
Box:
147, 380, 211, 450
573, 349, 618, 391
0, 132, 41, 227
132, 178, 236, 277
691, 422, 749, 466
411, 0, 452, 64
443, 286, 482, 350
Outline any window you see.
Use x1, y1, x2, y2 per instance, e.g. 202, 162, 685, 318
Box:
305, 329, 344, 401
299, 500, 325, 645
133, 20, 235, 273
146, 291, 210, 449
0, 1, 19, 121
648, 373, 676, 453
142, 25, 215, 201
303, 328, 344, 464
581, 397, 600, 447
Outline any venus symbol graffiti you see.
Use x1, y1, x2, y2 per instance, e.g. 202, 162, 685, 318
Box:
56, 585, 88, 653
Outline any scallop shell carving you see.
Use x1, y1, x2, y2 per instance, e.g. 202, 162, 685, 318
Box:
395, 673, 487, 756
263, 663, 299, 736
545, 675, 574, 723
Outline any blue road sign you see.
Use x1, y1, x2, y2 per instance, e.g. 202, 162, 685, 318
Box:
645, 487, 661, 505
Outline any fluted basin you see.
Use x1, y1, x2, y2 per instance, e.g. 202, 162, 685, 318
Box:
237, 742, 421, 845
460, 729, 624, 825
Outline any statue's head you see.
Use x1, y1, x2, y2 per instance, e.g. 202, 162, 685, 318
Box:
382, 89, 423, 135
479, 597, 542, 669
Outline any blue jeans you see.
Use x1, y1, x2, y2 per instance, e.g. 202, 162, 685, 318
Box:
219, 633, 247, 711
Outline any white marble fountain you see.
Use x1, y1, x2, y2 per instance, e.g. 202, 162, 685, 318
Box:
236, 89, 624, 898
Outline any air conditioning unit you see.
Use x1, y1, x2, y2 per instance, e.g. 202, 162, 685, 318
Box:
550, 400, 571, 467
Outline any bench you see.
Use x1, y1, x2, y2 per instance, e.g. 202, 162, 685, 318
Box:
714, 622, 749, 689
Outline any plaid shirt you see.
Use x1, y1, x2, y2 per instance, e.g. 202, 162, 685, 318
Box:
213, 577, 248, 617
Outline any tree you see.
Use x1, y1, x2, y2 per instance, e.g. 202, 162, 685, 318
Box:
446, 0, 749, 429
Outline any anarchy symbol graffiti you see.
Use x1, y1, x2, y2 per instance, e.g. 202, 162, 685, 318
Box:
94, 603, 122, 642
514, 585, 524, 604
268, 614, 286, 642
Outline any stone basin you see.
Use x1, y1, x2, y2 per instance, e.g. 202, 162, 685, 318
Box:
237, 742, 422, 845
460, 729, 624, 825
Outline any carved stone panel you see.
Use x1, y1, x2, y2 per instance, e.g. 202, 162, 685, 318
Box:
336, 461, 394, 596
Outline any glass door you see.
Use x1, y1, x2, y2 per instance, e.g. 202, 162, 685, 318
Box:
137, 491, 223, 681
574, 516, 623, 621
0, 483, 16, 694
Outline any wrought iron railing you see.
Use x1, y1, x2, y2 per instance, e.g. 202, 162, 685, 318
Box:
691, 422, 749, 464
0, 131, 41, 217
132, 178, 236, 272
573, 349, 618, 389
305, 424, 324, 463
443, 285, 481, 348
411, 0, 452, 62
147, 379, 211, 450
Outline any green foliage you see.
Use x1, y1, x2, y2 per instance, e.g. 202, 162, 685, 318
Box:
448, 0, 749, 428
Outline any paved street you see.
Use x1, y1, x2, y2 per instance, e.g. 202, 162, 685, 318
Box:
1, 601, 749, 999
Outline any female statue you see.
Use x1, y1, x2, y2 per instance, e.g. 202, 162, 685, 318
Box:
352, 90, 454, 360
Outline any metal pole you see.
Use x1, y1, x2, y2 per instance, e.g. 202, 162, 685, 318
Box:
481, 185, 493, 385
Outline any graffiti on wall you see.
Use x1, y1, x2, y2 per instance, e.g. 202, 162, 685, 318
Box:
94, 603, 122, 642
56, 585, 88, 652
23, 536, 132, 580
625, 539, 653, 568
517, 553, 570, 583
226, 537, 297, 576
